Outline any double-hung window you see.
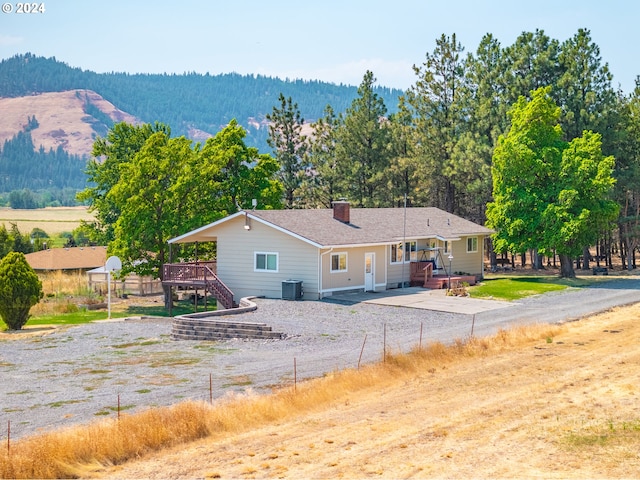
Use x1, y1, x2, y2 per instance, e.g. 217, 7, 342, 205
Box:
255, 252, 278, 272
391, 241, 416, 264
330, 252, 347, 272
466, 237, 478, 253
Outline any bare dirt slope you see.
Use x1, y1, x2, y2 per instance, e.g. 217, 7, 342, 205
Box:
98, 304, 640, 479
0, 90, 138, 156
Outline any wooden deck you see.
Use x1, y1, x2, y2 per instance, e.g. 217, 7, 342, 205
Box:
162, 262, 236, 309
410, 260, 476, 289
421, 274, 477, 289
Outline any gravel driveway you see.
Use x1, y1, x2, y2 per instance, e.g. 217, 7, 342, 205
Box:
2, 276, 640, 439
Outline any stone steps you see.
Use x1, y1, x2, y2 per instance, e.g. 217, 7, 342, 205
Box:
171, 317, 286, 341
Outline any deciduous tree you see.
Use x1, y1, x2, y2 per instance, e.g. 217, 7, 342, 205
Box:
108, 131, 198, 280
77, 122, 171, 244
487, 87, 618, 277
88, 120, 282, 288
199, 119, 283, 214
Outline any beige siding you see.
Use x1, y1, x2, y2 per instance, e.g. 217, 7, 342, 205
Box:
214, 216, 486, 301
216, 216, 319, 300
321, 245, 386, 295
386, 237, 486, 287
387, 239, 439, 287
387, 262, 410, 288
450, 235, 486, 276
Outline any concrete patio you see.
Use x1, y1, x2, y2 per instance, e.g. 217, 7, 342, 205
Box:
327, 287, 513, 315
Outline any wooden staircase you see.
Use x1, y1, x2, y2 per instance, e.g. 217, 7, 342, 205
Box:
163, 262, 236, 309
410, 260, 436, 287
204, 275, 235, 309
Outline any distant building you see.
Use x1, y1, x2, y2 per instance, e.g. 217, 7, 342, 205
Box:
25, 246, 107, 272
25, 246, 162, 296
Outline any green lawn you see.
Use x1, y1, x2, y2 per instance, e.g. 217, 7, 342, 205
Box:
14, 300, 211, 329
469, 275, 601, 301
27, 310, 132, 326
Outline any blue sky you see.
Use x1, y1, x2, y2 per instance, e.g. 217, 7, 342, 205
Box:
0, 0, 637, 92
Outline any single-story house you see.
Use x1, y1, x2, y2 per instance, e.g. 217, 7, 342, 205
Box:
164, 202, 493, 306
25, 246, 108, 272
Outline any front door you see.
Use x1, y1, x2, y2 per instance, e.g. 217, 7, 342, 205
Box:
364, 252, 375, 292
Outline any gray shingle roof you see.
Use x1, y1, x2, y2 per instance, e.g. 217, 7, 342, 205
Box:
248, 207, 492, 247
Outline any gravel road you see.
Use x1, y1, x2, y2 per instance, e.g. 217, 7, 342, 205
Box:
2, 276, 640, 439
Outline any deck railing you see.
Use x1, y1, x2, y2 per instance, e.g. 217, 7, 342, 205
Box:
162, 262, 235, 309
163, 261, 216, 282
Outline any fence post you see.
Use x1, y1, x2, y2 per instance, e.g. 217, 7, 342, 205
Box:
358, 334, 367, 370
294, 357, 297, 392
383, 323, 387, 363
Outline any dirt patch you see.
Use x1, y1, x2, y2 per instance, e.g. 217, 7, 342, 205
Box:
98, 304, 640, 479
0, 325, 59, 339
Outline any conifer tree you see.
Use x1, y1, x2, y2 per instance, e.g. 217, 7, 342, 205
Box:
266, 94, 307, 208
334, 71, 392, 207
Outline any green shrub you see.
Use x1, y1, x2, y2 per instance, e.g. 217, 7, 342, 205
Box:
0, 252, 44, 330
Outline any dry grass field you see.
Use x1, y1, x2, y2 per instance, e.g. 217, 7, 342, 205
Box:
0, 206, 93, 235
1, 304, 638, 479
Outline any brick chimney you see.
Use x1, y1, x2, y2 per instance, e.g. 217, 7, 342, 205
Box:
332, 200, 350, 223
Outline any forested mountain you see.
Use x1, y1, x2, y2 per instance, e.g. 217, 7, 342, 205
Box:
0, 53, 403, 149
0, 53, 402, 205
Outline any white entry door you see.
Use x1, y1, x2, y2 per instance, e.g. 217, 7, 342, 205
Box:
364, 253, 375, 292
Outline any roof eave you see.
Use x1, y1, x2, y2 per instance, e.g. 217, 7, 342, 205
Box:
168, 211, 245, 244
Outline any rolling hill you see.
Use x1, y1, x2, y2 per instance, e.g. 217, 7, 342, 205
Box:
0, 89, 139, 157
0, 53, 403, 154
0, 53, 403, 203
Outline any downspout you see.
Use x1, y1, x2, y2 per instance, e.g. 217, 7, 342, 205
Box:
320, 247, 334, 299
481, 235, 486, 279
384, 244, 389, 289
167, 242, 173, 317
401, 193, 407, 288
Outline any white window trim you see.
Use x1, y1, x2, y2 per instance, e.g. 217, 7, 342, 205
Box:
330, 252, 348, 273
466, 237, 478, 253
254, 251, 279, 272
390, 241, 417, 264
